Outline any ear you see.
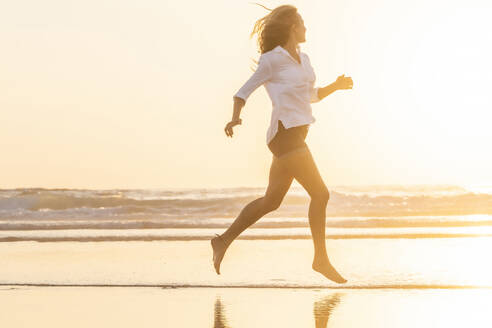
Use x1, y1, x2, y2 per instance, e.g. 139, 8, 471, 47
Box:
290, 23, 297, 34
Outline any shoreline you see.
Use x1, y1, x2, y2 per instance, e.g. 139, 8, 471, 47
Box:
2, 283, 492, 289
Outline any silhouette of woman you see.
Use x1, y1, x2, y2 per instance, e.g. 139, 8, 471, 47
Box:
212, 4, 353, 284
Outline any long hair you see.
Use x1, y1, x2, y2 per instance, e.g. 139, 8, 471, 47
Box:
250, 3, 299, 54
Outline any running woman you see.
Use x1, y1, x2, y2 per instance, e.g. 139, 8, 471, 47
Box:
212, 4, 353, 284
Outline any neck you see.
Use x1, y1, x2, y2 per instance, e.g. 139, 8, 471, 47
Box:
283, 39, 299, 54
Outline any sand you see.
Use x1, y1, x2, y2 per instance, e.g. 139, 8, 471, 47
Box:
1, 286, 492, 327
2, 238, 492, 327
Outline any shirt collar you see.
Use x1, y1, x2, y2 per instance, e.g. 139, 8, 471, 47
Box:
274, 44, 301, 54
273, 44, 302, 63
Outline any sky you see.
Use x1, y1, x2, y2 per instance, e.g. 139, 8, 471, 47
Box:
1, 0, 491, 189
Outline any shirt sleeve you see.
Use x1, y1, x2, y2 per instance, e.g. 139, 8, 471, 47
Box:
233, 54, 272, 102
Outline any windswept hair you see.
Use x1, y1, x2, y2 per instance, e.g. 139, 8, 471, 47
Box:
250, 3, 299, 54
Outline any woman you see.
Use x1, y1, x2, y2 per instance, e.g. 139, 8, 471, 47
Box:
212, 4, 353, 284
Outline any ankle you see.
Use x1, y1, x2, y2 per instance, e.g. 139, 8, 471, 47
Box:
313, 253, 329, 262
218, 234, 231, 248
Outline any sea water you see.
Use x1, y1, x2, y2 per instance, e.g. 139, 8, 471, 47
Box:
0, 185, 491, 241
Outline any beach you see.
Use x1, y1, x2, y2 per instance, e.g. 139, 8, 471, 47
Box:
2, 286, 492, 327
2, 239, 492, 327
3, 0, 492, 325
2, 239, 492, 287
2, 187, 492, 326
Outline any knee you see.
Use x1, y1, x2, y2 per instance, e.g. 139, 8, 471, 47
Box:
311, 187, 330, 204
262, 196, 283, 213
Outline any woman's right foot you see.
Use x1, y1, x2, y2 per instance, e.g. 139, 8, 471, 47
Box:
312, 257, 347, 284
211, 234, 228, 275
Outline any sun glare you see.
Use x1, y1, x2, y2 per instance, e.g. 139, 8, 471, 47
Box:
408, 7, 492, 139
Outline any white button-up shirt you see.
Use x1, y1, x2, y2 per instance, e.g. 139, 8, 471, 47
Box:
233, 44, 321, 145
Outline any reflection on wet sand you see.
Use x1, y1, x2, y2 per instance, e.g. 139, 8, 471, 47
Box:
314, 293, 343, 328
213, 293, 343, 328
214, 297, 231, 328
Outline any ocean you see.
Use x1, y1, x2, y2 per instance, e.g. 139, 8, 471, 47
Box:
0, 185, 491, 242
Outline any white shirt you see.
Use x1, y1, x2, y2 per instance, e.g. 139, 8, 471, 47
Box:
233, 44, 321, 145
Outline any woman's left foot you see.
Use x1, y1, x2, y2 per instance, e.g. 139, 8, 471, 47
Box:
312, 257, 347, 284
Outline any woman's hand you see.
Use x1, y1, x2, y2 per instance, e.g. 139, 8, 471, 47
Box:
224, 119, 242, 137
335, 74, 353, 90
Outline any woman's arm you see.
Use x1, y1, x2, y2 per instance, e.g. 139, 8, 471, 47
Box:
231, 96, 245, 122
233, 55, 272, 103
224, 97, 245, 138
317, 75, 353, 101
317, 81, 339, 101
225, 55, 271, 137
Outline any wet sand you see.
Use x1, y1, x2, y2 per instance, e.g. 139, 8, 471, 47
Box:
2, 239, 492, 327
2, 239, 492, 287
2, 286, 492, 327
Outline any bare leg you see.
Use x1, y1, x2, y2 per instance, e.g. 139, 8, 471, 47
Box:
278, 147, 347, 283
211, 154, 294, 274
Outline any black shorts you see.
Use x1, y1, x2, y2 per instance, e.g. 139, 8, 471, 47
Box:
267, 120, 310, 158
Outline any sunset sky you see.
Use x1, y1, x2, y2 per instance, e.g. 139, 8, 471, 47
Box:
1, 0, 491, 189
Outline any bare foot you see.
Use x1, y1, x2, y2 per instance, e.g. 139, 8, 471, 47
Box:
312, 257, 347, 284
211, 234, 228, 275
